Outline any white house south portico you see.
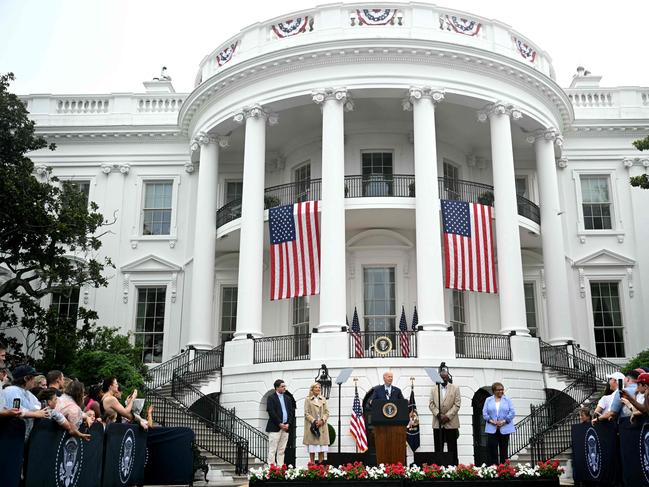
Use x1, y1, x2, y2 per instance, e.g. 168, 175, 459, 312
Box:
21, 1, 649, 470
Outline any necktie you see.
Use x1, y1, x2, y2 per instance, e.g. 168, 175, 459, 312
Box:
386, 388, 390, 400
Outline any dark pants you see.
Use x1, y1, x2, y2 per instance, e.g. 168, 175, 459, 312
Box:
487, 430, 509, 465
433, 428, 458, 465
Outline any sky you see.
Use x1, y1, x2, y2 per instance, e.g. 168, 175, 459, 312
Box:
1, 0, 648, 95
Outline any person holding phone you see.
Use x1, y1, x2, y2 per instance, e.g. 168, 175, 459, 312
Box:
599, 369, 642, 423
592, 372, 624, 423
1, 364, 51, 440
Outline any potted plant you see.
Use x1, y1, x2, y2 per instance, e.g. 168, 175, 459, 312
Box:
477, 191, 494, 206
264, 195, 281, 209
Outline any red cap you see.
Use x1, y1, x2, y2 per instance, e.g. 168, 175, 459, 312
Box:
637, 373, 649, 385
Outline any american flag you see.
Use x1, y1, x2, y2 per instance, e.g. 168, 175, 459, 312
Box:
411, 306, 418, 331
350, 385, 368, 452
441, 200, 497, 293
406, 386, 420, 452
269, 201, 320, 300
351, 307, 363, 358
398, 306, 410, 357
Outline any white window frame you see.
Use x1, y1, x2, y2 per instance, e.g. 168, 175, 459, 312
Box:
218, 283, 238, 344
523, 281, 539, 338
57, 176, 96, 208
132, 175, 180, 245
360, 149, 395, 175
514, 169, 538, 203
223, 179, 244, 206
572, 170, 623, 238
449, 289, 468, 333
130, 280, 172, 365
583, 273, 629, 359
361, 265, 398, 333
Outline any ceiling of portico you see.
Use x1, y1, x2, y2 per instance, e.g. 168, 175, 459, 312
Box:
212, 91, 542, 163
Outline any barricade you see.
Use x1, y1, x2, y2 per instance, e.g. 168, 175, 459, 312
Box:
102, 422, 147, 487
618, 417, 649, 487
0, 417, 25, 487
143, 427, 195, 485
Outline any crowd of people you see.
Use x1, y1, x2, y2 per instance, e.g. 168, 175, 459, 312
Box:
590, 368, 649, 424
0, 343, 153, 442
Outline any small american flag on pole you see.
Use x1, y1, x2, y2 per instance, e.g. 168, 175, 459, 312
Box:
351, 307, 363, 358
398, 306, 410, 357
411, 306, 418, 331
441, 199, 497, 293
350, 385, 368, 452
269, 201, 320, 300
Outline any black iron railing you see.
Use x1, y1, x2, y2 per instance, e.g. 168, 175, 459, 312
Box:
146, 387, 250, 474
146, 349, 190, 389
345, 174, 415, 197
171, 372, 268, 466
348, 330, 417, 358
215, 175, 542, 229
454, 332, 512, 360
175, 345, 225, 384
253, 334, 311, 364
509, 367, 597, 461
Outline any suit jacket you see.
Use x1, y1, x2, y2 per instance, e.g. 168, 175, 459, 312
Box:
482, 395, 516, 435
370, 384, 404, 402
266, 392, 295, 433
429, 382, 461, 429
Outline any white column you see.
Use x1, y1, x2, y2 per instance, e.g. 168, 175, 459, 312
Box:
479, 102, 529, 335
188, 132, 227, 349
405, 87, 447, 331
531, 129, 574, 344
233, 105, 276, 339
313, 88, 353, 332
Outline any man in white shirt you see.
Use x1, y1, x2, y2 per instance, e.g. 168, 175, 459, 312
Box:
2, 365, 50, 439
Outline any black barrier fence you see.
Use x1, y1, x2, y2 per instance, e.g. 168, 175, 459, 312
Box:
572, 417, 649, 487
0, 418, 25, 487
2, 419, 195, 487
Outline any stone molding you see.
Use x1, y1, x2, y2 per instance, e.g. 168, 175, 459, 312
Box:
311, 88, 355, 112
233, 104, 279, 125
525, 128, 563, 147
402, 87, 445, 111
477, 101, 523, 122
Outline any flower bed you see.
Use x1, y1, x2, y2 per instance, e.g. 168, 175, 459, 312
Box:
249, 460, 562, 486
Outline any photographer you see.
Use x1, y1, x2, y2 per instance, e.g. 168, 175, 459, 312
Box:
2, 365, 51, 439
101, 377, 148, 429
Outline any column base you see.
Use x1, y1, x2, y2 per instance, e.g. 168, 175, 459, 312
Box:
311, 332, 348, 361
317, 322, 346, 333
545, 336, 575, 346
510, 335, 541, 364
499, 327, 530, 337
233, 330, 263, 340
417, 331, 456, 359
186, 341, 214, 351
224, 338, 254, 367
418, 321, 449, 332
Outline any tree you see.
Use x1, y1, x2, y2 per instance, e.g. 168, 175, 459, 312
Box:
0, 72, 113, 366
630, 134, 649, 189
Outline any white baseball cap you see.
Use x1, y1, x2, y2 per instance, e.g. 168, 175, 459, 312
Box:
606, 372, 625, 381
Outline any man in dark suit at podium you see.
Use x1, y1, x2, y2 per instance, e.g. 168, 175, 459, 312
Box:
370, 371, 404, 402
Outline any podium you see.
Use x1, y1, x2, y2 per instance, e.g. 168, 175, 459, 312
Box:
370, 399, 409, 465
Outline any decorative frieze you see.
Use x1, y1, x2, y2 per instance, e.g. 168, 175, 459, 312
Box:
271, 17, 313, 38
439, 14, 482, 36
351, 9, 402, 26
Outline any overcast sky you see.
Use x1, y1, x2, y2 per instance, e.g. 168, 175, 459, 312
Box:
1, 0, 647, 95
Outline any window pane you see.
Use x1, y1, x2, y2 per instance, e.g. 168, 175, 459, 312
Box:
50, 287, 80, 324
220, 287, 237, 342
590, 281, 624, 357
143, 182, 173, 235
363, 267, 396, 334
134, 287, 166, 363
225, 182, 243, 203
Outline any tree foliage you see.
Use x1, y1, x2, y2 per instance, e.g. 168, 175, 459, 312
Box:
622, 348, 649, 374
0, 72, 112, 303
630, 134, 649, 189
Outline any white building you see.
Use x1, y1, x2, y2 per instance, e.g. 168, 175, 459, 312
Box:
21, 2, 649, 470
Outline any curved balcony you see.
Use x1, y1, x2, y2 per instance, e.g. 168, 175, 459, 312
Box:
215, 176, 540, 229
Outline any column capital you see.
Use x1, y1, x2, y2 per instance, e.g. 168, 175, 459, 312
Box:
190, 132, 230, 152
525, 128, 563, 147
312, 88, 354, 111
622, 156, 649, 169
402, 87, 444, 111
233, 104, 279, 125
556, 157, 569, 169
477, 102, 523, 122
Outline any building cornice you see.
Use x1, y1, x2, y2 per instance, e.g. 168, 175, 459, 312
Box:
35, 126, 185, 142
179, 38, 573, 136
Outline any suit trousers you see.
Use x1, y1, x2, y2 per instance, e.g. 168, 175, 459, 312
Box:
486, 430, 509, 466
267, 429, 290, 465
433, 428, 458, 465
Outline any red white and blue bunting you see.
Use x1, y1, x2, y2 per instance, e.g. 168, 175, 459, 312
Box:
354, 9, 401, 26
271, 17, 313, 38
439, 15, 481, 36
512, 36, 537, 63
216, 41, 238, 67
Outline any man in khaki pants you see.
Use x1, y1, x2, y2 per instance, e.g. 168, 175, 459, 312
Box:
266, 379, 295, 465
429, 366, 461, 465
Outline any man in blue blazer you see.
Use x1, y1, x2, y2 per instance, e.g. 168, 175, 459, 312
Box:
370, 371, 404, 402
266, 379, 295, 465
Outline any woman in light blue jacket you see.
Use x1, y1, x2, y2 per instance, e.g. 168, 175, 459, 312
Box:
482, 382, 516, 465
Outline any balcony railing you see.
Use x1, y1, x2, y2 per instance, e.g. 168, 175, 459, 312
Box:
454, 332, 512, 360
215, 175, 541, 229
348, 330, 417, 358
253, 334, 311, 364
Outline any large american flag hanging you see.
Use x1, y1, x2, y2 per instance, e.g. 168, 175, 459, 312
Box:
398, 306, 410, 357
269, 201, 320, 300
441, 199, 497, 293
350, 307, 363, 358
350, 385, 368, 452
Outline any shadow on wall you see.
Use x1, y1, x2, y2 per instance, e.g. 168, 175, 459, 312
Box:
472, 386, 492, 466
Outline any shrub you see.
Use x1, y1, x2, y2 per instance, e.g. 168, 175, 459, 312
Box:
622, 348, 649, 373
